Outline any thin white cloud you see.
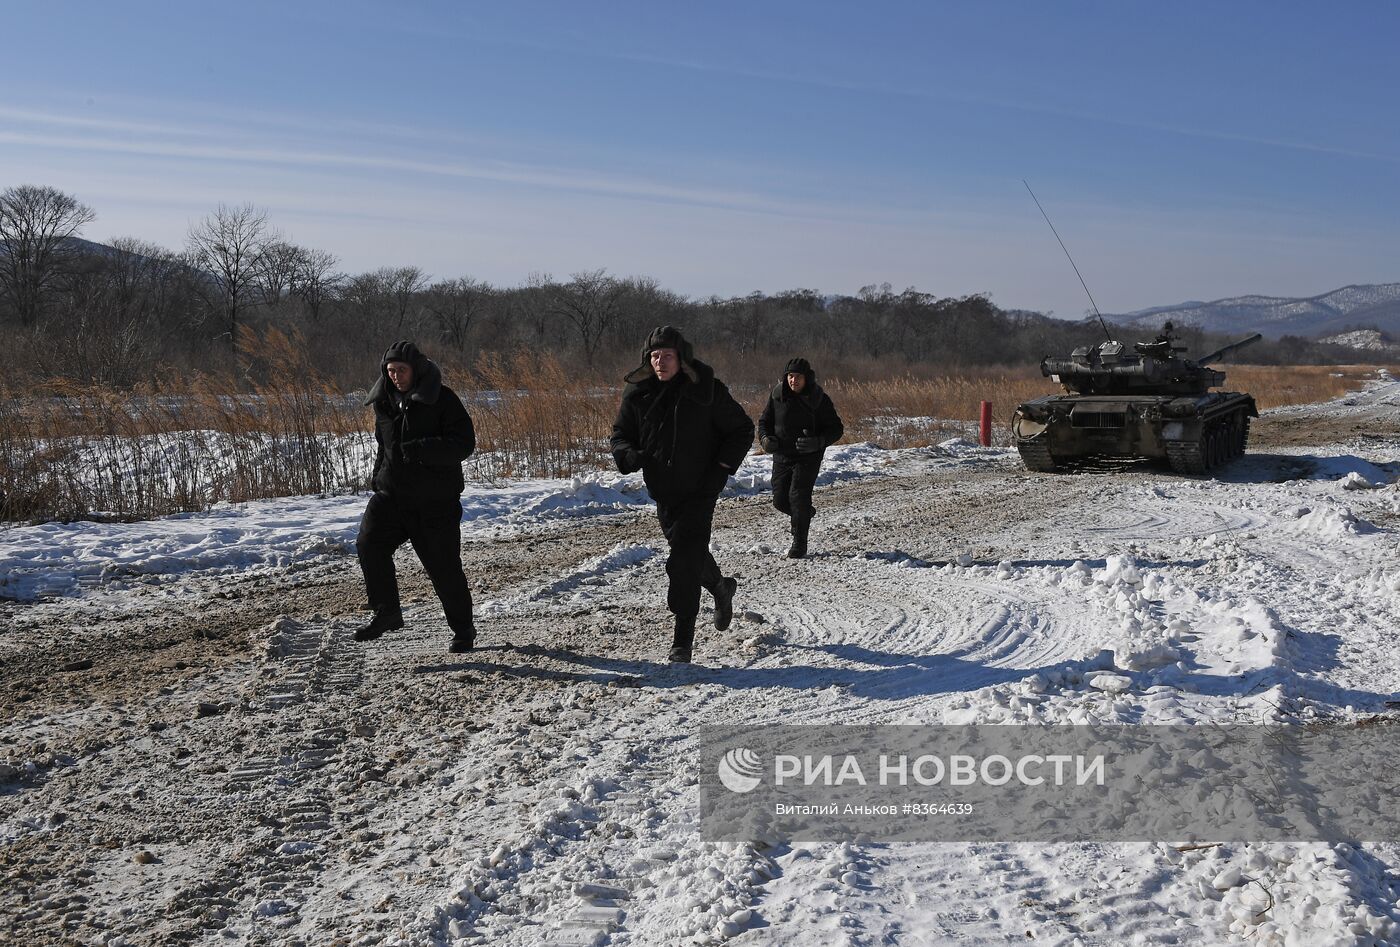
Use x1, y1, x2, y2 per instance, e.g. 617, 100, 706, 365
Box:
0, 105, 200, 139
0, 128, 775, 209
0, 121, 996, 231
494, 41, 1400, 166
3, 91, 522, 153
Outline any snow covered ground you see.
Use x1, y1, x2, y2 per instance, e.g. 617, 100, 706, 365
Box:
2, 374, 1399, 945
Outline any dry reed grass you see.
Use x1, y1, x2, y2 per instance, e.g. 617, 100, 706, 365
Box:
1227, 364, 1396, 410
0, 328, 369, 522
821, 368, 1054, 447
464, 352, 615, 481
3, 346, 1392, 524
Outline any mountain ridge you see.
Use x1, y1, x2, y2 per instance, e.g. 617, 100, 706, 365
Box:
1106, 283, 1400, 339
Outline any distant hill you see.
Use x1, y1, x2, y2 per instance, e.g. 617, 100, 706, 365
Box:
1107, 283, 1400, 339
66, 236, 122, 257
1317, 328, 1400, 355
1, 236, 167, 265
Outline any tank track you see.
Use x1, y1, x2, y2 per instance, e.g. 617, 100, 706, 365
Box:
1166, 411, 1251, 476
1165, 438, 1207, 475
1017, 439, 1059, 472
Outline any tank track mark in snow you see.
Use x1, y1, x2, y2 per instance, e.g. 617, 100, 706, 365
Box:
772, 564, 1100, 725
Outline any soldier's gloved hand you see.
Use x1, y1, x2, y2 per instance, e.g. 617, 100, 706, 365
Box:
619, 448, 649, 473
795, 435, 822, 453
400, 439, 422, 462
761, 435, 780, 454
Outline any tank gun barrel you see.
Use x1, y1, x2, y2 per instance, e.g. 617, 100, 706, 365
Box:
1197, 333, 1262, 367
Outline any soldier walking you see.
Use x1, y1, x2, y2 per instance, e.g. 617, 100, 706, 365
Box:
758, 357, 844, 558
611, 326, 754, 663
354, 340, 479, 653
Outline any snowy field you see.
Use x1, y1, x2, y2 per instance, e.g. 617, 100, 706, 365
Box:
2, 374, 1399, 945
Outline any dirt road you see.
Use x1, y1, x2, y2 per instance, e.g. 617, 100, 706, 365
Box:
3, 378, 1399, 946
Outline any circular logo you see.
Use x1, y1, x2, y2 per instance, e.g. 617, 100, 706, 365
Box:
717, 747, 763, 793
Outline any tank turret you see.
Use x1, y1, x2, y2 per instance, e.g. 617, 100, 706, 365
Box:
1014, 324, 1261, 475
1042, 326, 1261, 397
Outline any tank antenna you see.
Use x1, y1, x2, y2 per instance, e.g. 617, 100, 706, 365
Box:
1023, 180, 1112, 341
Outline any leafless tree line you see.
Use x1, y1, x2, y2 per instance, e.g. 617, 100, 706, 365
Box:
0, 185, 1367, 389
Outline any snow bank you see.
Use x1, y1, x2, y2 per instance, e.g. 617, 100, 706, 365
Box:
1307, 454, 1399, 488
0, 443, 914, 603
0, 493, 366, 602
1281, 504, 1374, 538
511, 474, 651, 519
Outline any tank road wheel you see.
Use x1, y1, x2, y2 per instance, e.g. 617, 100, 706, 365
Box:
1202, 413, 1249, 472
1202, 426, 1218, 472
1205, 412, 1249, 471
1213, 422, 1232, 470
1017, 439, 1060, 473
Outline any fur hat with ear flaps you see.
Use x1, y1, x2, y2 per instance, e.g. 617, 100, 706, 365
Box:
364, 339, 444, 406
783, 356, 816, 391
624, 325, 700, 384
784, 357, 814, 380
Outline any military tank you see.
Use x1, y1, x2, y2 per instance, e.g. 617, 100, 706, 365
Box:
1013, 324, 1262, 474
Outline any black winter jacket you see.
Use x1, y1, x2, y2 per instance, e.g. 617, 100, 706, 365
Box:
758, 369, 844, 459
610, 358, 754, 501
365, 346, 476, 501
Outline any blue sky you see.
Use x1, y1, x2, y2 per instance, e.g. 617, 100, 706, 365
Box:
3, 0, 1397, 320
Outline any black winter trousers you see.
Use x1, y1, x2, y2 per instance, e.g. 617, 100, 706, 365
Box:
655, 493, 723, 619
771, 453, 822, 523
356, 492, 475, 633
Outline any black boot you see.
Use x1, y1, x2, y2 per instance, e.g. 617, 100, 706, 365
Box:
354, 608, 404, 642
787, 517, 809, 559
713, 576, 737, 631
449, 622, 476, 654
669, 615, 696, 663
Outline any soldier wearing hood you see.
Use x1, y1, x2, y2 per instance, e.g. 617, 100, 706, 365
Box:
758, 357, 844, 558
610, 326, 754, 663
354, 340, 479, 652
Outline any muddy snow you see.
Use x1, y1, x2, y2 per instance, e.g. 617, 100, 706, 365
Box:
3, 374, 1399, 946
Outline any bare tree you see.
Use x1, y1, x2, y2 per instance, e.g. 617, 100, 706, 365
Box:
290, 247, 340, 322
852, 282, 897, 357
43, 272, 157, 387
383, 265, 428, 333
514, 272, 557, 349
0, 185, 96, 325
550, 268, 626, 367
424, 277, 491, 352
32, 236, 207, 385
256, 240, 303, 307
185, 203, 271, 362
720, 291, 770, 357
107, 237, 167, 321
613, 275, 684, 350
340, 266, 429, 337
104, 237, 201, 332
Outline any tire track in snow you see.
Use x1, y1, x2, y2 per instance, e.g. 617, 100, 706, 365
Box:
1048, 485, 1266, 542
742, 555, 1114, 726
746, 838, 1213, 946
421, 721, 776, 945
156, 616, 367, 944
